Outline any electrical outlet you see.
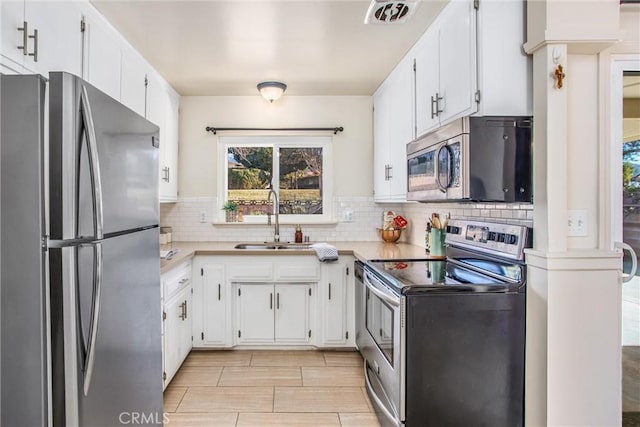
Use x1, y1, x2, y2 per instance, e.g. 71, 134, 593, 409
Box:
567, 210, 587, 237
342, 208, 354, 223
199, 211, 207, 223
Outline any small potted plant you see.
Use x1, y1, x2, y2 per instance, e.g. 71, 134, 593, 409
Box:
222, 201, 239, 222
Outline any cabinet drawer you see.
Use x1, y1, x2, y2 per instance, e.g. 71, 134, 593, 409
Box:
275, 262, 320, 282
228, 262, 273, 281
163, 261, 192, 300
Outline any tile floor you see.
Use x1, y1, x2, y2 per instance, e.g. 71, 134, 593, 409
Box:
163, 350, 381, 427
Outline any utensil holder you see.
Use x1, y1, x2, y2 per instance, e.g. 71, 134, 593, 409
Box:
429, 228, 446, 258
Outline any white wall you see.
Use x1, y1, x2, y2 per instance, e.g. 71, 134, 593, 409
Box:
178, 96, 373, 198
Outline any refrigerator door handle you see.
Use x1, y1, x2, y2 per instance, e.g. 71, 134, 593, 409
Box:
83, 242, 103, 396
80, 86, 104, 240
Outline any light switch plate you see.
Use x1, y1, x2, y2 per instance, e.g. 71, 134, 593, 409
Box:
199, 211, 207, 223
568, 210, 587, 237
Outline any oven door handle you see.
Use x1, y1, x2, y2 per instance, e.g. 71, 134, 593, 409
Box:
364, 360, 401, 426
364, 271, 400, 307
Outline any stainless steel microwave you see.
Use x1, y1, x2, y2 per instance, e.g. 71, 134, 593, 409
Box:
406, 116, 533, 203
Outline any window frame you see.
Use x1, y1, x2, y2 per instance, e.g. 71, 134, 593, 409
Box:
217, 135, 334, 224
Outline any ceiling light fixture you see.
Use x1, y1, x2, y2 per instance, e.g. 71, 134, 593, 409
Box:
257, 81, 287, 103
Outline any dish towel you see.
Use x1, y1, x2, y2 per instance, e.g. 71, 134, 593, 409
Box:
310, 243, 339, 262
160, 249, 179, 260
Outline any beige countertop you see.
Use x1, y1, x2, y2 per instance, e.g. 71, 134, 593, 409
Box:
160, 241, 429, 274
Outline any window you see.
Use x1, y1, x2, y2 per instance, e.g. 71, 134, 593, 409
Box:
218, 136, 333, 223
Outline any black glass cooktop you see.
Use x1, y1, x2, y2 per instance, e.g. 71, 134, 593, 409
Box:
366, 258, 524, 294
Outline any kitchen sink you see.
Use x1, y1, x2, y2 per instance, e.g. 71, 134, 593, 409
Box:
234, 243, 313, 250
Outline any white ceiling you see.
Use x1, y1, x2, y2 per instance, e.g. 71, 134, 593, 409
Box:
91, 0, 447, 96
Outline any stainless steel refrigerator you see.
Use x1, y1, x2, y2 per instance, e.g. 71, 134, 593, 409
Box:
1, 73, 163, 426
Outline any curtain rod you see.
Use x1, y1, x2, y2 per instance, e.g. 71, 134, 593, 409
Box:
205, 126, 344, 135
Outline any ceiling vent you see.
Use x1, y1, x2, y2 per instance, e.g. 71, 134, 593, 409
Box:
364, 0, 419, 24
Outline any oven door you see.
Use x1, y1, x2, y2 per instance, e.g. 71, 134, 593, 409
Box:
361, 268, 404, 426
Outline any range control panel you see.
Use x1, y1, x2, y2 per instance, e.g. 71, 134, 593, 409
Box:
445, 219, 532, 260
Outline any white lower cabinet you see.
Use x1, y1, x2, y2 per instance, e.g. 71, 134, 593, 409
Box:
191, 259, 230, 348
190, 255, 355, 350
319, 256, 355, 347
236, 283, 313, 344
162, 261, 192, 389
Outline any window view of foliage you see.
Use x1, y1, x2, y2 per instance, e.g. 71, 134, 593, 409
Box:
623, 140, 640, 194
227, 146, 323, 215
279, 148, 323, 214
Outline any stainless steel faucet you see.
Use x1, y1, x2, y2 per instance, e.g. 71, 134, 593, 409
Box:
267, 181, 280, 242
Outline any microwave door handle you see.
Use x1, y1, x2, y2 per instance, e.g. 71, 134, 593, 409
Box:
363, 271, 400, 307
435, 144, 447, 193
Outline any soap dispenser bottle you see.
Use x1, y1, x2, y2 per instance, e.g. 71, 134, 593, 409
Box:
295, 225, 303, 243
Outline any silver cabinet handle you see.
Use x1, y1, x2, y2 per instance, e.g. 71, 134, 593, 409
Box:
328, 282, 332, 300
277, 293, 280, 310
218, 283, 221, 301
430, 95, 438, 119
28, 28, 38, 62
178, 277, 189, 285
162, 166, 170, 183
387, 165, 392, 179
80, 86, 104, 239
179, 301, 186, 320
83, 243, 103, 396
17, 21, 28, 55
431, 93, 443, 118
270, 293, 273, 310
184, 300, 188, 319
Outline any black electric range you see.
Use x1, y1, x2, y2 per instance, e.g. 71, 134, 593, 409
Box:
357, 219, 532, 427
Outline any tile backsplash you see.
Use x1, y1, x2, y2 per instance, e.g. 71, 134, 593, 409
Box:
161, 197, 532, 247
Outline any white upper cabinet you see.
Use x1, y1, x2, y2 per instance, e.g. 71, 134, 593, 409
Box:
1, 0, 83, 76
81, 7, 122, 101
373, 55, 413, 202
413, 25, 440, 136
120, 48, 149, 117
414, 0, 476, 137
148, 74, 180, 203
475, 0, 531, 116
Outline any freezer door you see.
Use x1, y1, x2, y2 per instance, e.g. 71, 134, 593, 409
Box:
50, 228, 163, 426
49, 72, 159, 240
0, 74, 49, 427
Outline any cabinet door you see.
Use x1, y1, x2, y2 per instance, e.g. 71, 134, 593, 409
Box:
202, 264, 227, 346
274, 284, 311, 343
177, 286, 192, 365
163, 294, 184, 384
321, 262, 348, 346
385, 56, 413, 200
1, 0, 26, 68
414, 25, 440, 137
26, 1, 83, 77
81, 10, 121, 101
236, 284, 274, 343
120, 48, 148, 117
438, 0, 476, 124
373, 82, 391, 201
162, 89, 179, 202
